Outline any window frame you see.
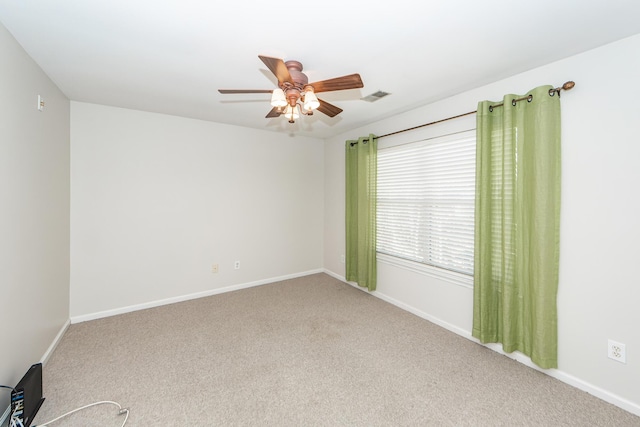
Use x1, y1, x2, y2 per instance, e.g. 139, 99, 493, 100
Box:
376, 126, 476, 289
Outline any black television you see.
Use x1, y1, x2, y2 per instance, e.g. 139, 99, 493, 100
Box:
10, 363, 44, 427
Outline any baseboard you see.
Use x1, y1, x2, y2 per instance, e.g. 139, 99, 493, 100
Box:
71, 269, 325, 324
322, 268, 640, 418
322, 268, 347, 283
480, 342, 640, 417
0, 319, 71, 427
0, 404, 10, 427
41, 319, 71, 366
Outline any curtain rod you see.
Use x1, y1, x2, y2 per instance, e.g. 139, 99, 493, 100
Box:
364, 81, 575, 141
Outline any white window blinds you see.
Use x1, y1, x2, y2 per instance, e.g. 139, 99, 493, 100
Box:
377, 130, 476, 276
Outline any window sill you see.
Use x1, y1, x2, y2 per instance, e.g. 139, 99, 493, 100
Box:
377, 253, 474, 289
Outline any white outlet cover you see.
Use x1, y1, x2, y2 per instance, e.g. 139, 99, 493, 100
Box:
608, 339, 626, 364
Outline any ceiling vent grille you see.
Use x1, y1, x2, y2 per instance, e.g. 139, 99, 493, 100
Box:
361, 91, 391, 102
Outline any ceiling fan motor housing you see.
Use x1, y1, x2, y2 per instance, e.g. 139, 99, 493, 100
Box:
284, 61, 308, 86
283, 60, 310, 106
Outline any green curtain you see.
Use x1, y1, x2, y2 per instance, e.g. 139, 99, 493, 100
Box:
345, 134, 377, 291
472, 85, 561, 369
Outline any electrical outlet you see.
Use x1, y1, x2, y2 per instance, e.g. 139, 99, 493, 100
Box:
341, 254, 345, 263
211, 264, 218, 273
608, 339, 626, 363
234, 261, 240, 270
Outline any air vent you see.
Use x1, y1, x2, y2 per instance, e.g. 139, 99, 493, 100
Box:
361, 91, 391, 102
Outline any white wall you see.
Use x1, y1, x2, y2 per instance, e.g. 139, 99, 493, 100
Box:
70, 102, 324, 318
324, 34, 640, 414
0, 22, 70, 404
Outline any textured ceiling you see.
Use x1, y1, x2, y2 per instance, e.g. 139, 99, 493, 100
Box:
2, 0, 640, 139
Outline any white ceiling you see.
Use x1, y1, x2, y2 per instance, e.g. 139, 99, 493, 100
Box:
2, 0, 640, 139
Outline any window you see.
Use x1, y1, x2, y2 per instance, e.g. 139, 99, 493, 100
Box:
377, 130, 476, 277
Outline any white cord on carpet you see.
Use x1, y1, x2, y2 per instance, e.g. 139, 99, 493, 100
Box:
33, 400, 129, 426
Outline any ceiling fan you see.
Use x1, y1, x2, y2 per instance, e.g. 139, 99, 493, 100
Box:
218, 55, 364, 123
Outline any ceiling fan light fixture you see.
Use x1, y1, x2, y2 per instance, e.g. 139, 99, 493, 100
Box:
270, 88, 287, 107
284, 104, 299, 123
303, 89, 320, 111
219, 55, 364, 123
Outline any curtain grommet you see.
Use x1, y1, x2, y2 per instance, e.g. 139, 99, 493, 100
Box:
527, 95, 533, 103
511, 99, 517, 107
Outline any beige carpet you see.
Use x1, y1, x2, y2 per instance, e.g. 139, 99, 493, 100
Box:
33, 273, 639, 426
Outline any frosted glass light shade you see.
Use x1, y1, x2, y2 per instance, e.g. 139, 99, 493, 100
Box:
270, 89, 287, 107
284, 104, 299, 121
303, 90, 320, 111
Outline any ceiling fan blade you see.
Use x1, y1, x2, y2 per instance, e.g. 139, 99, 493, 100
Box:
316, 99, 343, 117
218, 89, 273, 94
266, 107, 283, 118
308, 74, 364, 93
258, 55, 292, 84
